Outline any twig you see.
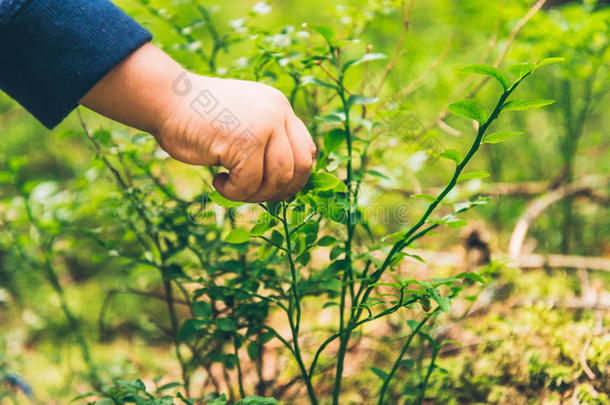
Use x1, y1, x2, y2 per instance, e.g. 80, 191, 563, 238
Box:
508, 177, 610, 259
372, 0, 414, 97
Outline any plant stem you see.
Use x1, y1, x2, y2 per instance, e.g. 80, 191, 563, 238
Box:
377, 312, 435, 405
332, 62, 355, 405
354, 76, 525, 326
162, 277, 191, 395
416, 345, 440, 405
234, 335, 246, 399
281, 203, 319, 405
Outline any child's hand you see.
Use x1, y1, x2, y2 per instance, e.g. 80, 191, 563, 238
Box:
156, 74, 316, 202
80, 43, 315, 202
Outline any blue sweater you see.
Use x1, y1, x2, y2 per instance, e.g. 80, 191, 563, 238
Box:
0, 0, 152, 128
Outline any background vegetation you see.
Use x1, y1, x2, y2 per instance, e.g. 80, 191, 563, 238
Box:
0, 0, 609, 404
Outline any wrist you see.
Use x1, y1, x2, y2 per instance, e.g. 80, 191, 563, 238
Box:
79, 43, 184, 135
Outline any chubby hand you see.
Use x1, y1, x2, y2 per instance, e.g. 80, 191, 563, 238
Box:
80, 43, 315, 202
157, 74, 316, 202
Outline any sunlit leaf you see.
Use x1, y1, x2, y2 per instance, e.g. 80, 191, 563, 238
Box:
507, 62, 536, 79
483, 131, 523, 144
502, 99, 555, 111
458, 170, 490, 182
342, 53, 387, 72
347, 95, 379, 109
309, 172, 343, 191
313, 25, 335, 45
448, 99, 487, 123
225, 229, 251, 244
460, 64, 510, 90
438, 149, 462, 164
301, 76, 338, 91
209, 191, 244, 208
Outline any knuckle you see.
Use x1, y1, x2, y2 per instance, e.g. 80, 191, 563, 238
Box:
267, 87, 291, 108
295, 155, 313, 173
276, 172, 293, 189
242, 182, 260, 196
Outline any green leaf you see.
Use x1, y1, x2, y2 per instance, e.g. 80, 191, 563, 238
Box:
326, 278, 342, 292
209, 191, 244, 208
502, 99, 555, 112
270, 230, 284, 246
313, 25, 335, 45
342, 53, 387, 72
535, 57, 565, 69
206, 394, 228, 405
323, 128, 345, 154
178, 319, 206, 341
225, 229, 251, 244
301, 76, 338, 91
448, 99, 487, 123
93, 129, 112, 147
157, 382, 182, 392
460, 64, 509, 90
251, 220, 272, 236
483, 131, 523, 144
0, 171, 12, 184
365, 169, 390, 180
382, 231, 405, 243
71, 392, 102, 401
406, 319, 420, 332
329, 245, 344, 260
317, 235, 338, 246
370, 366, 389, 382
411, 194, 437, 203
132, 133, 151, 144
347, 95, 379, 109
322, 302, 339, 308
438, 149, 462, 164
238, 396, 279, 405
192, 301, 212, 319
405, 252, 426, 263
247, 342, 259, 361
400, 359, 415, 369
296, 251, 311, 266
429, 288, 451, 313
507, 62, 536, 79
257, 243, 274, 261
458, 170, 490, 182
309, 172, 343, 191
216, 318, 237, 332
456, 272, 486, 284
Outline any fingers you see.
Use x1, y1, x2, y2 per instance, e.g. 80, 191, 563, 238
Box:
212, 141, 264, 202
245, 128, 295, 203
278, 116, 315, 199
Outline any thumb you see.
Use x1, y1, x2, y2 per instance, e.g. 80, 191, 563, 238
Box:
212, 137, 264, 202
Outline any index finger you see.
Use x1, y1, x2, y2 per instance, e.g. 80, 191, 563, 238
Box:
212, 131, 265, 202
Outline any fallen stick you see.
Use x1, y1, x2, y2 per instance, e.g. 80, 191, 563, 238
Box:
404, 249, 610, 273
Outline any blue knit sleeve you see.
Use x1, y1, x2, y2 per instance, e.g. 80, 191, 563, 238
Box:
0, 0, 152, 128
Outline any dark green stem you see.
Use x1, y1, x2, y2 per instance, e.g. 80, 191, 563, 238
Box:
281, 203, 319, 405
353, 76, 526, 326
416, 345, 440, 405
377, 312, 436, 405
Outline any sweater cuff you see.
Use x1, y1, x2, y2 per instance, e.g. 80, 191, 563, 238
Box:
0, 0, 152, 128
